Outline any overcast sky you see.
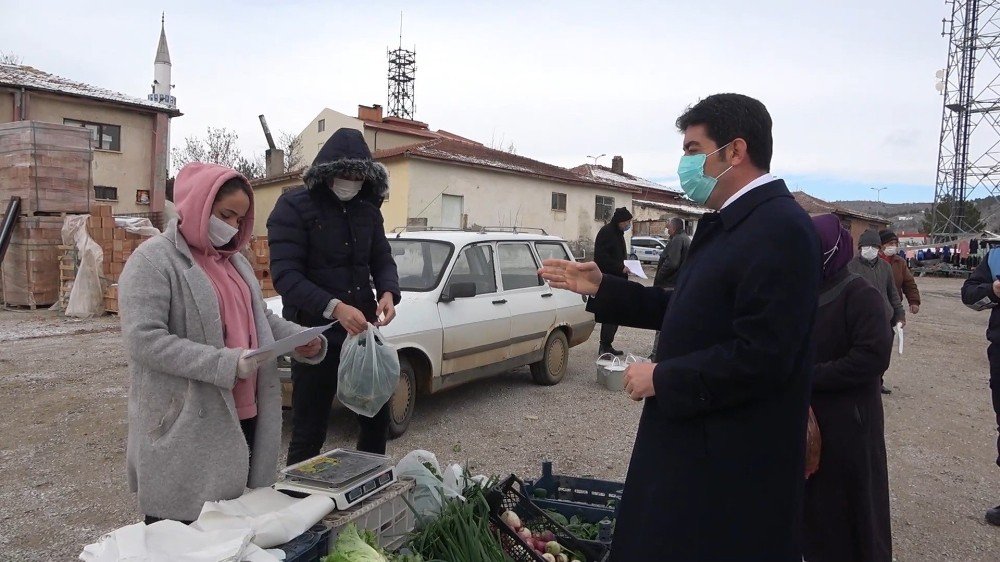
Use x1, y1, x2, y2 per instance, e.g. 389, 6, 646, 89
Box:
2, 0, 950, 203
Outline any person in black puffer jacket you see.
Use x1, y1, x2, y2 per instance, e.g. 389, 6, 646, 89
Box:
267, 128, 401, 464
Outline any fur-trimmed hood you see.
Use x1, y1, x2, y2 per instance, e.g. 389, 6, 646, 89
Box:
303, 128, 389, 206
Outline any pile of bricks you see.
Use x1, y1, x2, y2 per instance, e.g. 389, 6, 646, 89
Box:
87, 205, 153, 313
0, 216, 64, 308
248, 237, 277, 298
0, 121, 92, 308
0, 121, 92, 215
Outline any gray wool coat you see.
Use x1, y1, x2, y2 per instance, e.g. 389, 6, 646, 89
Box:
119, 221, 327, 521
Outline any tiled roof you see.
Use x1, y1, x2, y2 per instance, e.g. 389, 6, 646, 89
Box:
571, 164, 683, 195
363, 119, 440, 139
0, 64, 181, 116
792, 191, 888, 224
374, 138, 642, 192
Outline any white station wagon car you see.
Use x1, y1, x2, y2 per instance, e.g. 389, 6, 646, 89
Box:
265, 229, 596, 437
629, 236, 668, 264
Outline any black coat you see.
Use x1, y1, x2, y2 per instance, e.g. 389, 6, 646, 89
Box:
803, 270, 892, 562
962, 257, 1000, 344
587, 180, 820, 561
267, 130, 400, 330
594, 222, 627, 278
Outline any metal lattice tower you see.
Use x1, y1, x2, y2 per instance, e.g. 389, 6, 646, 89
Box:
932, 1, 1000, 240
387, 17, 416, 120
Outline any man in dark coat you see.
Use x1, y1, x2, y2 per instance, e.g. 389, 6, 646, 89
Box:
540, 93, 820, 561
960, 252, 1000, 526
804, 215, 893, 562
267, 128, 401, 464
593, 206, 632, 356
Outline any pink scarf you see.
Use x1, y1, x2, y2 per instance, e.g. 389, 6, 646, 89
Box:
174, 163, 259, 420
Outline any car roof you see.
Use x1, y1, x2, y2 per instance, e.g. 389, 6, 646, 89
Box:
390, 230, 567, 245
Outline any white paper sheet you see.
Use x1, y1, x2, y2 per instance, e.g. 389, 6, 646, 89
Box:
245, 323, 335, 358
624, 259, 648, 279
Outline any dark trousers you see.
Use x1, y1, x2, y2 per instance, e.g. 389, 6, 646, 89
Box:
988, 344, 1000, 467
143, 416, 257, 525
600, 323, 619, 348
287, 339, 390, 465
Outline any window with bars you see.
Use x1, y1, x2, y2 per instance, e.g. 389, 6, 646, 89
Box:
595, 195, 615, 221
94, 185, 118, 201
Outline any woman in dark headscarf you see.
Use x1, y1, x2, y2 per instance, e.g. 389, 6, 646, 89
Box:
803, 214, 894, 562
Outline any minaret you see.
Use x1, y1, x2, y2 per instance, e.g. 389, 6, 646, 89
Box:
149, 13, 175, 107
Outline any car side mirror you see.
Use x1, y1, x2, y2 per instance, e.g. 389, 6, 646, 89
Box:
441, 281, 477, 302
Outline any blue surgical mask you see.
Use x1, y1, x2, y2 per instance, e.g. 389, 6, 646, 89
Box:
677, 142, 733, 204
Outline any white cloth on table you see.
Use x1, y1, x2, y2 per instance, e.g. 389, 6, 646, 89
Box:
191, 487, 335, 549
79, 520, 284, 562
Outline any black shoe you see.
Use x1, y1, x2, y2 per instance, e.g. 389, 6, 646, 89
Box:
987, 505, 1000, 526
881, 385, 892, 395
599, 346, 624, 357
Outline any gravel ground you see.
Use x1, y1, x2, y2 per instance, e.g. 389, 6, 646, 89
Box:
1, 276, 998, 560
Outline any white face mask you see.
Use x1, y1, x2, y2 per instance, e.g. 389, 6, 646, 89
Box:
208, 215, 239, 247
883, 245, 898, 255
860, 246, 879, 261
332, 178, 363, 201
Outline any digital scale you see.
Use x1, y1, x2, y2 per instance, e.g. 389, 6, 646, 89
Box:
274, 448, 397, 510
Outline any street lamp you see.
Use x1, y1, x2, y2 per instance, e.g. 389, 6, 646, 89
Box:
871, 186, 889, 218
587, 154, 606, 166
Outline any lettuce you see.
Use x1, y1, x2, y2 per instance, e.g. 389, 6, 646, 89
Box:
323, 524, 388, 562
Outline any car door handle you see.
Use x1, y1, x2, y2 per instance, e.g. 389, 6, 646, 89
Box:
492, 299, 507, 305
541, 293, 553, 298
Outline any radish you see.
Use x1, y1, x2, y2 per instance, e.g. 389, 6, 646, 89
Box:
556, 555, 569, 562
541, 530, 556, 543
542, 554, 556, 562
545, 541, 562, 555
518, 527, 532, 540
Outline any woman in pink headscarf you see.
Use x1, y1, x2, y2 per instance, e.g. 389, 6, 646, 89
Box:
119, 163, 327, 523
803, 214, 893, 562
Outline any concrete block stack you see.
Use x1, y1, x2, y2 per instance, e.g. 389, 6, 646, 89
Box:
0, 121, 92, 308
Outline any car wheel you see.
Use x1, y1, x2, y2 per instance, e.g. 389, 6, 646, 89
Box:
628, 253, 638, 261
531, 330, 569, 385
389, 356, 416, 438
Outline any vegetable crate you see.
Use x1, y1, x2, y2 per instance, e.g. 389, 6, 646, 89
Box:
488, 475, 609, 562
278, 523, 331, 562
324, 479, 415, 553
523, 461, 624, 523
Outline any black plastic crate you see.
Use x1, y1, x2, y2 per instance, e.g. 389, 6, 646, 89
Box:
277, 523, 331, 562
523, 461, 623, 522
487, 475, 609, 562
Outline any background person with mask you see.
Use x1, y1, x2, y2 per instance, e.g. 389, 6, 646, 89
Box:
118, 163, 326, 523
593, 206, 633, 356
268, 128, 401, 465
848, 229, 904, 395
878, 229, 920, 315
540, 93, 820, 561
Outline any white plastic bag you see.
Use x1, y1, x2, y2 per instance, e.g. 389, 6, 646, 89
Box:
337, 324, 400, 418
395, 450, 465, 519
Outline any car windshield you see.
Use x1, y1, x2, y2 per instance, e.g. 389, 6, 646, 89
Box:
389, 240, 452, 291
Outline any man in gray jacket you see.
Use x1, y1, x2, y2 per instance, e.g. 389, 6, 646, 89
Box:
654, 218, 691, 289
848, 229, 905, 395
650, 218, 691, 358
